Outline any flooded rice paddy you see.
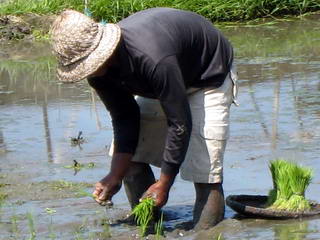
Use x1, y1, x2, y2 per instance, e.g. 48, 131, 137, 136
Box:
0, 14, 320, 239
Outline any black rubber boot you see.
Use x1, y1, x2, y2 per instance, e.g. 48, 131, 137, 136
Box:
193, 183, 225, 230
123, 162, 156, 209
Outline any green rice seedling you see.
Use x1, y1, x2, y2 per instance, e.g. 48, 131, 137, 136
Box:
75, 190, 94, 198
154, 212, 164, 240
74, 217, 88, 239
0, 192, 7, 208
100, 218, 111, 238
132, 197, 155, 236
268, 159, 313, 212
285, 164, 313, 211
0, 179, 8, 208
90, 218, 111, 239
267, 188, 277, 206
27, 212, 36, 240
267, 160, 279, 206
45, 208, 56, 240
64, 160, 95, 171
215, 233, 224, 240
70, 131, 85, 146
10, 215, 19, 236
268, 159, 293, 208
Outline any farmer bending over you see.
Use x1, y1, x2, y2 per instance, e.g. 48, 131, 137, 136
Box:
51, 7, 238, 230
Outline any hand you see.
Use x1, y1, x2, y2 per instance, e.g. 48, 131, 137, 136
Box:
142, 180, 170, 208
92, 174, 122, 206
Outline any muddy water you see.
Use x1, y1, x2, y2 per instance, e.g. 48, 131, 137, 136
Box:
0, 14, 320, 239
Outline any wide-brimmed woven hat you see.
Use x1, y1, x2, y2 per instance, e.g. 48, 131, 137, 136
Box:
51, 9, 121, 82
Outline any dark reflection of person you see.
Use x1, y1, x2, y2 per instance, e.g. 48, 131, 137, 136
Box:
0, 130, 5, 154
50, 8, 238, 230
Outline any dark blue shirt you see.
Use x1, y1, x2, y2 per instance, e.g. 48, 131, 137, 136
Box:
88, 8, 233, 176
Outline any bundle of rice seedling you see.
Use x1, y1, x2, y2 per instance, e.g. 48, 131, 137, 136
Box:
285, 164, 313, 211
268, 159, 313, 212
267, 160, 278, 205
132, 198, 155, 236
269, 159, 293, 208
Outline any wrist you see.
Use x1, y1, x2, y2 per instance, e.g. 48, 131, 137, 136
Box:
158, 173, 175, 191
109, 153, 133, 180
103, 172, 122, 184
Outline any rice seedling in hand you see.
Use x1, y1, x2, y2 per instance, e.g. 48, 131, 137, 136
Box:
132, 197, 155, 236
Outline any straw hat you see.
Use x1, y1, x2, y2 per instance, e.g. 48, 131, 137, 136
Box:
51, 10, 121, 82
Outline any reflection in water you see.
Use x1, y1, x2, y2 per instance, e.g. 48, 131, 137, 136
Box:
274, 221, 309, 240
289, 74, 313, 142
272, 78, 281, 150
42, 101, 53, 162
0, 130, 5, 153
248, 82, 270, 138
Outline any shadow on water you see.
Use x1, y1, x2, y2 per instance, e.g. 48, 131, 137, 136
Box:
0, 14, 320, 239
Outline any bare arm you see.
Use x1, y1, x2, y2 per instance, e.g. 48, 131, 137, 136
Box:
87, 76, 140, 205
93, 153, 133, 204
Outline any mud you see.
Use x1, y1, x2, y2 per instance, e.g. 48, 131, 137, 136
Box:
0, 14, 55, 41
0, 13, 320, 240
1, 180, 93, 202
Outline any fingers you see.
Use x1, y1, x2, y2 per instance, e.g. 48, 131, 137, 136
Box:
93, 183, 108, 205
141, 186, 167, 208
92, 182, 116, 207
92, 189, 101, 199
92, 182, 103, 199
93, 193, 112, 206
141, 191, 157, 201
99, 187, 109, 201
92, 178, 122, 207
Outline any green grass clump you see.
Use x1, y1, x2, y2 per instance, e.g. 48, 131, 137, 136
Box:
268, 159, 313, 212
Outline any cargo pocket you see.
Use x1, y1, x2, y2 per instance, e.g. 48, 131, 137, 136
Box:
199, 77, 233, 141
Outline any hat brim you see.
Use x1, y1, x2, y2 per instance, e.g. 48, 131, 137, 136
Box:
56, 23, 121, 83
